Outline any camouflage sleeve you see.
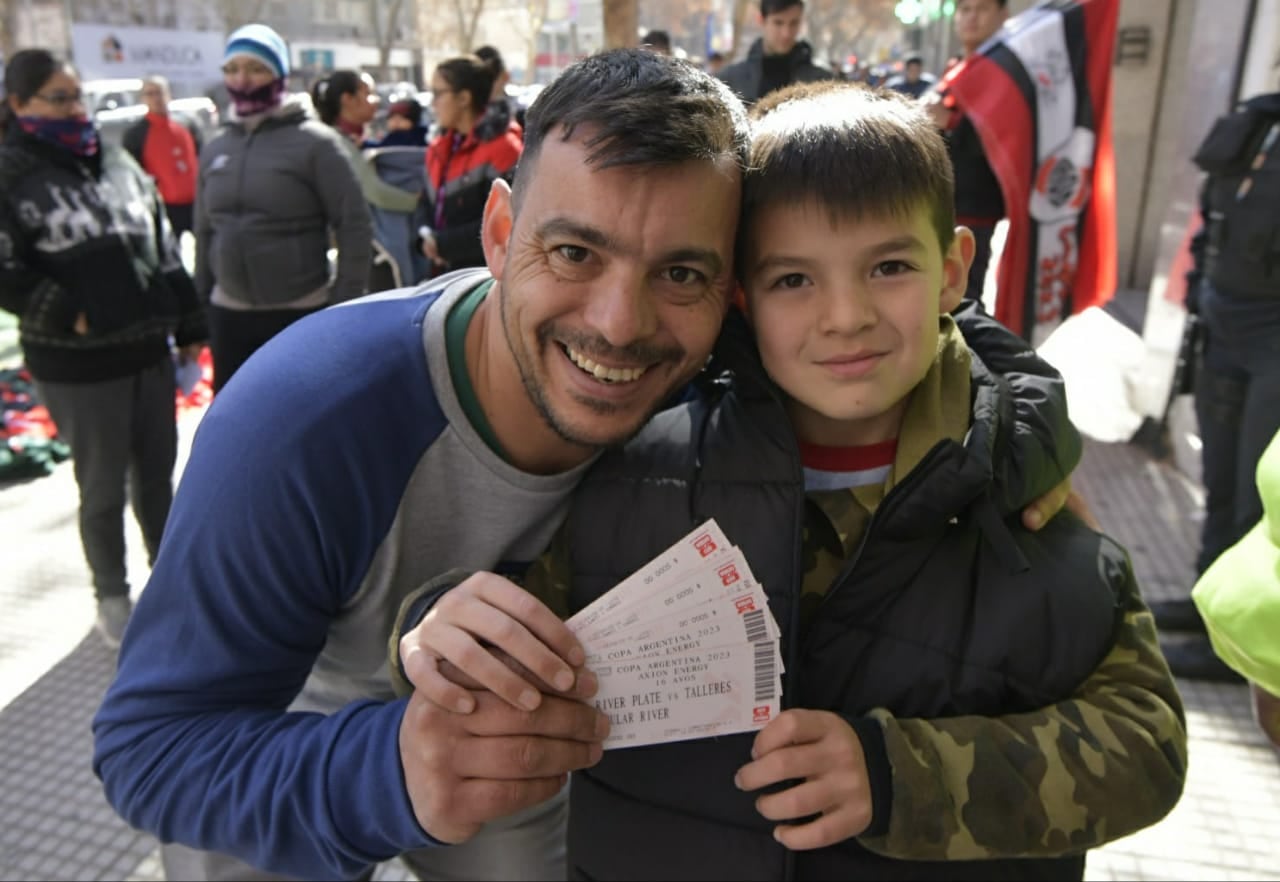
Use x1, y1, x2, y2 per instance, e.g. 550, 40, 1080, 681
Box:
857, 586, 1188, 860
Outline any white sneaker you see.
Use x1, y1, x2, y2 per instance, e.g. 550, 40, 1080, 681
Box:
96, 596, 133, 649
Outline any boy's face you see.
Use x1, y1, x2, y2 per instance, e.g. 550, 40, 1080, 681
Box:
743, 201, 972, 447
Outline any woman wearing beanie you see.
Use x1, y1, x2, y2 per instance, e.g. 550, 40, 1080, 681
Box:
0, 49, 208, 647
195, 23, 372, 392
418, 54, 523, 275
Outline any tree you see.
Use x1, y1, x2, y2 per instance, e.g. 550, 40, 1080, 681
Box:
1, 0, 18, 62
369, 0, 408, 80
510, 0, 551, 85
218, 0, 271, 31
603, 0, 638, 49
803, 0, 899, 64
449, 0, 487, 52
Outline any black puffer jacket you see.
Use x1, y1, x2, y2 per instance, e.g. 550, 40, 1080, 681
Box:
561, 306, 1126, 881
0, 126, 205, 382
717, 39, 834, 105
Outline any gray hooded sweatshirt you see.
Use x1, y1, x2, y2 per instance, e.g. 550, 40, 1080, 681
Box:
194, 96, 372, 309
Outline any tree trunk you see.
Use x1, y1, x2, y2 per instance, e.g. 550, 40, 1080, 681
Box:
602, 0, 637, 50
729, 0, 752, 59
0, 0, 18, 62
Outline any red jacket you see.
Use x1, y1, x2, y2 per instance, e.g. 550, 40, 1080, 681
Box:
423, 114, 522, 271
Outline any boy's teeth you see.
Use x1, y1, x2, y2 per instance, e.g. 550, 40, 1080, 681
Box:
566, 346, 647, 383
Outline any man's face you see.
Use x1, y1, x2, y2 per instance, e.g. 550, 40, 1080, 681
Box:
955, 0, 1006, 55
141, 81, 168, 115
905, 61, 922, 83
742, 200, 969, 447
761, 4, 804, 57
491, 131, 740, 451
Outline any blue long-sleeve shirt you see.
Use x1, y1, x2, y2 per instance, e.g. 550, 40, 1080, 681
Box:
92, 269, 589, 878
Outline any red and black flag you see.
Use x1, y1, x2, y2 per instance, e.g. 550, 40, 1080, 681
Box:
941, 0, 1119, 343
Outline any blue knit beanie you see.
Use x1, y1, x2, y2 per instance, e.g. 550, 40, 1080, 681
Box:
224, 24, 289, 79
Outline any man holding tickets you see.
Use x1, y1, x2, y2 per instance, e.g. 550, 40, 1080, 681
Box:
97, 51, 1073, 881
394, 82, 1185, 878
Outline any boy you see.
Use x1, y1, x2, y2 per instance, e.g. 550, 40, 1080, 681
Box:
395, 83, 1186, 878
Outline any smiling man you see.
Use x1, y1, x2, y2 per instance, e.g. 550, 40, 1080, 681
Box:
91, 49, 747, 882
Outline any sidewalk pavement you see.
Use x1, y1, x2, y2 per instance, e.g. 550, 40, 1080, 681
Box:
1, 405, 1277, 880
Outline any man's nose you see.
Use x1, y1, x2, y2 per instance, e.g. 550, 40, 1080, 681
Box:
581, 271, 660, 349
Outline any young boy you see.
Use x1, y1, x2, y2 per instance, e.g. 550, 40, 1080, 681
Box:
395, 83, 1186, 879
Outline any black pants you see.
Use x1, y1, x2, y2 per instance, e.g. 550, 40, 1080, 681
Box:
166, 202, 194, 238
207, 304, 320, 394
35, 357, 177, 600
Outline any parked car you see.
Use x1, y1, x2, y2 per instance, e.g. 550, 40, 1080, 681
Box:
81, 77, 220, 149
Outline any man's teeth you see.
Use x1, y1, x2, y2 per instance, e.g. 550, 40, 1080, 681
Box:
565, 346, 648, 383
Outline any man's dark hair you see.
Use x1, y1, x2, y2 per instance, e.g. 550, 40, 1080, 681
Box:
513, 49, 749, 210
435, 54, 495, 116
474, 45, 505, 77
641, 30, 672, 53
760, 0, 804, 17
741, 82, 955, 271
904, 53, 924, 67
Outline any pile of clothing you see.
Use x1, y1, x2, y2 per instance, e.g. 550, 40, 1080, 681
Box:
0, 366, 69, 480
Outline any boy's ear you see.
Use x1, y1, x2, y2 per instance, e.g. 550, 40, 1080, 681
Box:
939, 225, 977, 313
481, 179, 514, 280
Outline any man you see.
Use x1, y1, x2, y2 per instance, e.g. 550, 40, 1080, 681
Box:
122, 74, 201, 237
923, 0, 1008, 303
92, 49, 1071, 882
885, 53, 936, 99
717, 0, 833, 105
1153, 90, 1280, 681
706, 50, 727, 76
92, 48, 744, 882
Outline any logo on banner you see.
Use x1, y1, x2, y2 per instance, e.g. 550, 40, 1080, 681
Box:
101, 36, 124, 63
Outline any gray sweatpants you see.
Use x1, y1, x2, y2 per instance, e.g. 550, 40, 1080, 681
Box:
35, 357, 177, 600
159, 786, 568, 881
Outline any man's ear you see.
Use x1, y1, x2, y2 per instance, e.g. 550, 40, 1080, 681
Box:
481, 179, 514, 280
939, 225, 977, 314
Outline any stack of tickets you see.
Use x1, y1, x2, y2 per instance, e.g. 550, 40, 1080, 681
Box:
567, 520, 784, 750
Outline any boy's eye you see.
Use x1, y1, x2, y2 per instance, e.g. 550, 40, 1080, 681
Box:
661, 266, 707, 286
772, 272, 810, 290
872, 260, 914, 277
555, 245, 590, 263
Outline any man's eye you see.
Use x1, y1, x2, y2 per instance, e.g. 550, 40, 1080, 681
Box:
556, 245, 590, 263
663, 266, 706, 285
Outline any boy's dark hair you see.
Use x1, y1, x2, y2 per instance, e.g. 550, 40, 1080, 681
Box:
742, 81, 955, 267
434, 54, 495, 116
474, 45, 505, 77
513, 49, 749, 211
310, 69, 366, 127
760, 0, 804, 17
641, 30, 672, 53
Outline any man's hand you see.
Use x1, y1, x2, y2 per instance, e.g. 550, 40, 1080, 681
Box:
735, 709, 873, 850
1021, 477, 1100, 531
400, 571, 592, 714
73, 312, 89, 335
399, 688, 609, 843
920, 90, 953, 129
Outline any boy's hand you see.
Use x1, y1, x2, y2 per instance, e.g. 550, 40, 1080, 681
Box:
735, 709, 873, 850
399, 571, 591, 714
1021, 477, 1100, 531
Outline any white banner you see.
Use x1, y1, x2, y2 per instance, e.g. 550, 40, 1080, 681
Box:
70, 24, 225, 91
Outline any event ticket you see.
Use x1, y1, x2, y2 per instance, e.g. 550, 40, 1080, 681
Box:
572, 521, 784, 749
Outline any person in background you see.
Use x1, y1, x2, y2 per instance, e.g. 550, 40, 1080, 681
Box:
885, 53, 936, 100
922, 0, 1008, 302
418, 54, 522, 276
311, 68, 420, 214
0, 49, 207, 647
474, 45, 523, 134
194, 25, 371, 392
641, 29, 673, 55
706, 50, 727, 76
717, 0, 833, 105
123, 75, 201, 238
368, 98, 430, 148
